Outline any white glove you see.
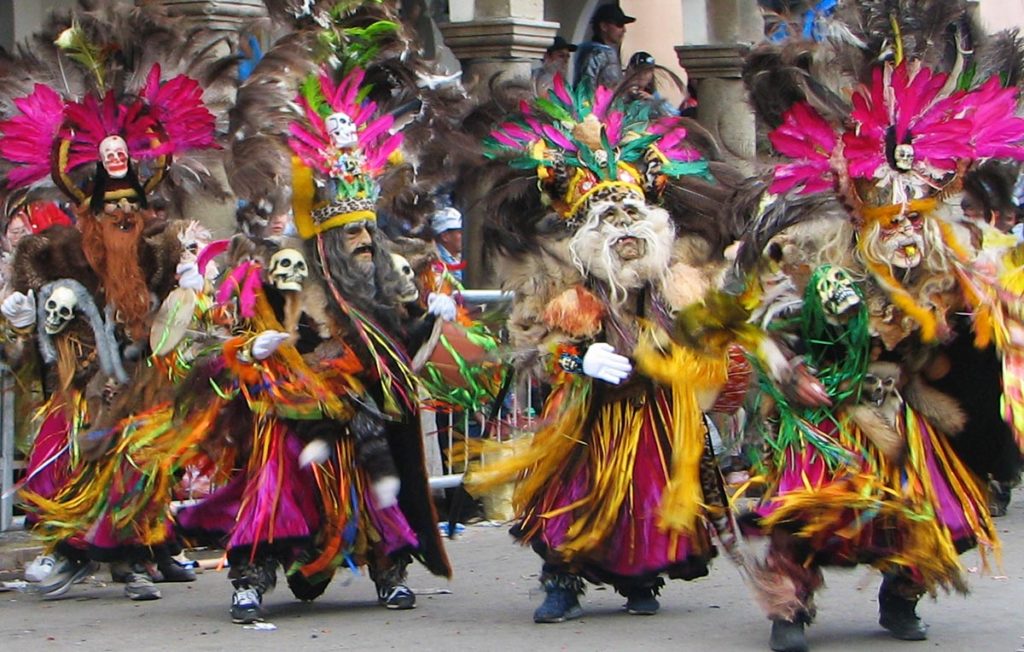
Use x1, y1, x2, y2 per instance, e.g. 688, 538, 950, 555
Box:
299, 438, 331, 467
427, 292, 457, 322
371, 476, 401, 509
251, 330, 289, 360
581, 342, 632, 385
176, 262, 205, 292
1, 290, 36, 329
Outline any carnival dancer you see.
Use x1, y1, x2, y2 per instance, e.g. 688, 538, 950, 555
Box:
0, 3, 222, 599
465, 73, 744, 622
186, 35, 454, 617
716, 3, 1024, 649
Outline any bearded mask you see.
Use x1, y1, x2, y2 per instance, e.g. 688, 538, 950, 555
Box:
78, 206, 151, 341
875, 211, 925, 269
569, 195, 675, 306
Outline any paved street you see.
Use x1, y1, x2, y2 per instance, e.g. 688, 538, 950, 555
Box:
2, 496, 1023, 652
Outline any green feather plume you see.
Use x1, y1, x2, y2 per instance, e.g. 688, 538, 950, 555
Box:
54, 20, 108, 93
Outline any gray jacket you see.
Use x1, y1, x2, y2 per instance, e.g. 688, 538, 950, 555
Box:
573, 41, 622, 89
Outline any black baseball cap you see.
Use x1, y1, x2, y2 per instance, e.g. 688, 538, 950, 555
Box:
628, 51, 656, 67
591, 4, 636, 27
547, 35, 578, 54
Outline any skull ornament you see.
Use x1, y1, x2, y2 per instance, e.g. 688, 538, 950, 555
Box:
861, 361, 901, 407
391, 253, 419, 303
814, 266, 860, 322
99, 135, 130, 179
267, 248, 308, 292
893, 144, 915, 172
325, 111, 357, 149
44, 285, 78, 334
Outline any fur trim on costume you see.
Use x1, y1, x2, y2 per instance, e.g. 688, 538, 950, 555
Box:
662, 261, 712, 312
542, 286, 605, 339
903, 376, 967, 437
847, 404, 905, 463
36, 278, 127, 384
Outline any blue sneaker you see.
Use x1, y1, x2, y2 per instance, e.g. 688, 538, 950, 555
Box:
533, 576, 584, 623
231, 586, 262, 624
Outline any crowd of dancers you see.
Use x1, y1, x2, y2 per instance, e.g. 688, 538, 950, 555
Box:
2, 3, 1024, 652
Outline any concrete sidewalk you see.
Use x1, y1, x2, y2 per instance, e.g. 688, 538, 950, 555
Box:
0, 528, 41, 580
1, 498, 1023, 651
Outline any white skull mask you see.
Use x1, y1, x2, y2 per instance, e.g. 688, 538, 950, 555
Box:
44, 285, 78, 334
268, 248, 308, 292
861, 362, 901, 407
99, 135, 130, 179
893, 144, 915, 172
325, 112, 357, 149
814, 266, 860, 322
391, 253, 419, 303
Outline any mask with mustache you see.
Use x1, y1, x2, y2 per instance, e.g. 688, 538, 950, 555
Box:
569, 198, 675, 307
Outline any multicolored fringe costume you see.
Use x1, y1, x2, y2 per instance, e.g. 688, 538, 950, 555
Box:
720, 2, 1024, 646
0, 6, 220, 578
466, 74, 742, 615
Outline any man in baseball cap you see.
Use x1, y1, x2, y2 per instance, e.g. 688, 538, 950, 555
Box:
431, 206, 465, 282
574, 4, 637, 89
534, 36, 579, 95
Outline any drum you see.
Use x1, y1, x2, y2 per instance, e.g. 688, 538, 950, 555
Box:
711, 343, 753, 414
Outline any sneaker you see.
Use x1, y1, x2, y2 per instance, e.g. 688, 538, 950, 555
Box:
231, 586, 263, 624
533, 584, 583, 623
36, 558, 100, 599
124, 572, 162, 601
624, 586, 660, 615
770, 618, 809, 652
24, 554, 57, 583
377, 583, 416, 609
155, 556, 197, 583
110, 561, 133, 584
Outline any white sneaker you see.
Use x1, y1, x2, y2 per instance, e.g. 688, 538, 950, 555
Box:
24, 554, 57, 583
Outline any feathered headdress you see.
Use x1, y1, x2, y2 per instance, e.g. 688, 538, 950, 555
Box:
755, 0, 1024, 215
770, 61, 1024, 211
484, 75, 710, 227
0, 6, 222, 213
738, 0, 1024, 344
288, 65, 402, 238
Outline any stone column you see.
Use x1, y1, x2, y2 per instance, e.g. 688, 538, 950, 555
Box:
676, 0, 761, 169
440, 1, 560, 288
138, 1, 269, 237
439, 0, 560, 101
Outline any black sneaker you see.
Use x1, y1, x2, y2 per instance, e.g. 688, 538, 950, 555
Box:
231, 586, 263, 624
378, 583, 416, 609
155, 556, 197, 583
770, 618, 809, 652
624, 586, 660, 615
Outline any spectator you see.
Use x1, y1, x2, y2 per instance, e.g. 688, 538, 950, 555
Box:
4, 200, 72, 253
961, 160, 1022, 246
623, 51, 680, 118
533, 35, 577, 96
573, 3, 635, 90
431, 206, 464, 284
260, 209, 295, 239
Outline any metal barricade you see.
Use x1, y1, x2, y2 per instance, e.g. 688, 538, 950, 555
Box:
0, 363, 19, 531
426, 289, 522, 495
